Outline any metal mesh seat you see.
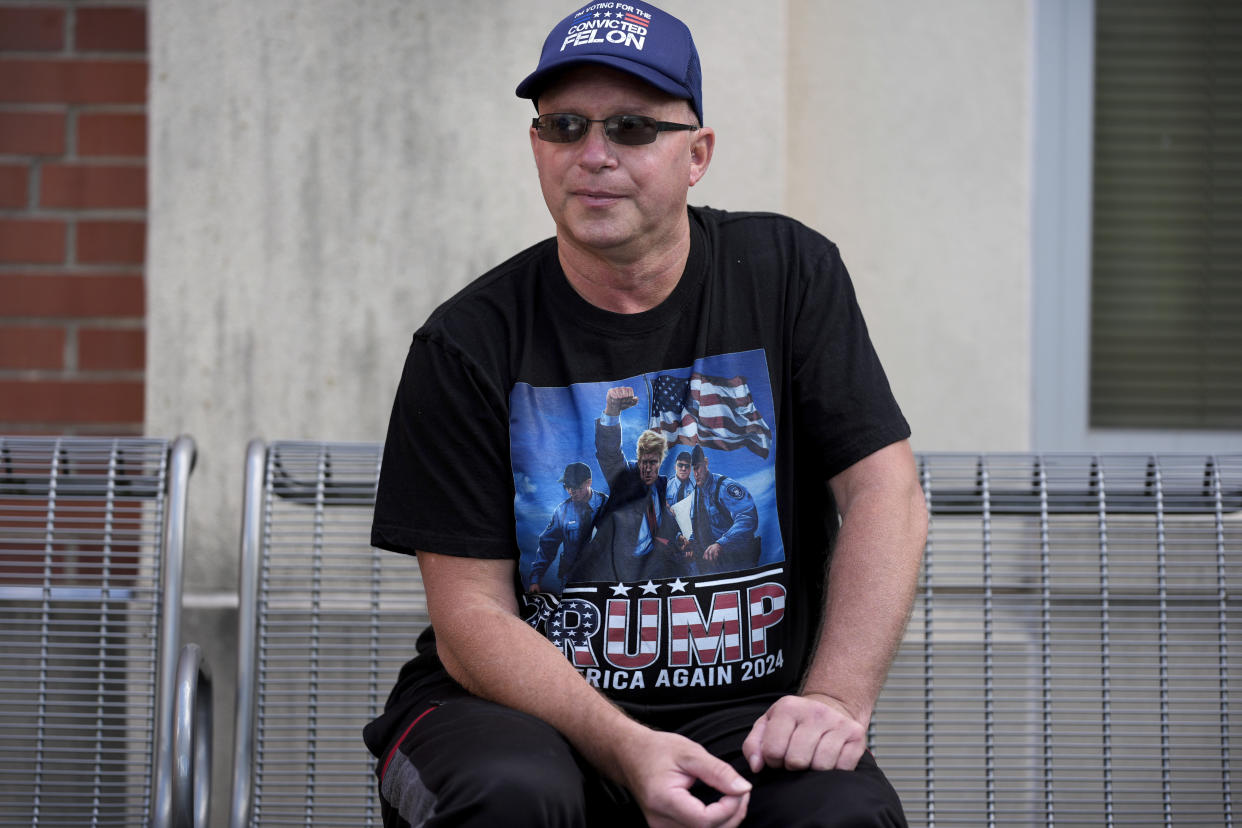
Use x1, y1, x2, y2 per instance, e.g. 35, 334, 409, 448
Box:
230, 447, 1242, 826
229, 440, 427, 828
872, 453, 1242, 826
0, 435, 210, 828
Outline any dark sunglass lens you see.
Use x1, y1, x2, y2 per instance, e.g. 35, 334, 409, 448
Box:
540, 114, 586, 143
607, 115, 658, 145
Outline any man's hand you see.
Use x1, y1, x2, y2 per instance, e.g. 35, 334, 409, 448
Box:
702, 542, 722, 562
742, 693, 867, 773
620, 730, 751, 828
605, 386, 640, 417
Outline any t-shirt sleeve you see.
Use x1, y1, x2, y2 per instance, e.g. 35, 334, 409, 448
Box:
791, 243, 911, 479
371, 333, 518, 559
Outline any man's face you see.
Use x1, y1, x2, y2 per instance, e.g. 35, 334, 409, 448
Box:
566, 479, 592, 503
693, 460, 709, 486
675, 460, 691, 481
637, 453, 662, 487
530, 65, 713, 260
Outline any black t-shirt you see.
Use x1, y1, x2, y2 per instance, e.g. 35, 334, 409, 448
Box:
372, 206, 910, 725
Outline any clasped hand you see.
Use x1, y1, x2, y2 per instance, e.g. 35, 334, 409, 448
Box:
621, 693, 865, 827
743, 692, 868, 773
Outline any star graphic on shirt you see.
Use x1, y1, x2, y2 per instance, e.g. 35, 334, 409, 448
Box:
593, 12, 601, 17
611, 583, 632, 597
668, 578, 688, 593
640, 580, 660, 595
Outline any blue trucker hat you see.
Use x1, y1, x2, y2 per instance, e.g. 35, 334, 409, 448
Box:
515, 3, 704, 125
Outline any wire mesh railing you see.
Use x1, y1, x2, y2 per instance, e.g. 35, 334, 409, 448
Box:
230, 446, 1242, 827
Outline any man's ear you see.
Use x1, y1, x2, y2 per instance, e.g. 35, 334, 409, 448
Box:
688, 127, 715, 187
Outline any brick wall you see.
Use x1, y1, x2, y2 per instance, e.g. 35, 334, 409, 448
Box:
0, 2, 147, 435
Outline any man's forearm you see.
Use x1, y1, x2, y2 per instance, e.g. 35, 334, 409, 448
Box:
801, 444, 927, 723
419, 553, 649, 784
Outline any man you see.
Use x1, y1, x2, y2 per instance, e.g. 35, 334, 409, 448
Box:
529, 461, 607, 593
687, 445, 758, 574
581, 386, 684, 582
366, 4, 927, 827
667, 450, 695, 507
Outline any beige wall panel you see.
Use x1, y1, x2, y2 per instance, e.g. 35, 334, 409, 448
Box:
788, 0, 1032, 451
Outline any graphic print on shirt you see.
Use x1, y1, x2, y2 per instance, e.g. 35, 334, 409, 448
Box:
510, 348, 790, 703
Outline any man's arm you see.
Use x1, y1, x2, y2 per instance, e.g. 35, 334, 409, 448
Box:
742, 439, 927, 772
595, 386, 640, 485
417, 550, 752, 827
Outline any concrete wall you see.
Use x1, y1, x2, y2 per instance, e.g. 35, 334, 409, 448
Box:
147, 3, 1032, 822
148, 0, 788, 593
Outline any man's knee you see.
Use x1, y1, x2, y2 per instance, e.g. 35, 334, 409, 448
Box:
747, 754, 907, 828
433, 748, 586, 826
378, 698, 589, 828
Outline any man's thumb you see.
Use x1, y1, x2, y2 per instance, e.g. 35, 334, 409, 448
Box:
685, 752, 751, 795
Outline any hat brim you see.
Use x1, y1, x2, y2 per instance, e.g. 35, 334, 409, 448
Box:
516, 55, 698, 121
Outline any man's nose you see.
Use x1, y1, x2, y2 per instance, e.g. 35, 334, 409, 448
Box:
577, 121, 618, 168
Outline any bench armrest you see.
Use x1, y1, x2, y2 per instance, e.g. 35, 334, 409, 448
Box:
173, 642, 213, 828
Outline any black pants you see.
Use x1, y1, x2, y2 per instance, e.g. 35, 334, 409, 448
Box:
372, 678, 907, 828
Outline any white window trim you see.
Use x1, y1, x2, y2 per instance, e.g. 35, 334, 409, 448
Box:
1030, 0, 1242, 452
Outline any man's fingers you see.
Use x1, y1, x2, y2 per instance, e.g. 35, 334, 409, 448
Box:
833, 737, 867, 772
742, 716, 766, 773
701, 791, 749, 828
647, 791, 748, 828
784, 721, 829, 771
746, 694, 869, 771
681, 750, 752, 797
640, 743, 751, 828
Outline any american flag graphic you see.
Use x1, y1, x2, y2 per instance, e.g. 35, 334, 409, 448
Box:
623, 13, 650, 27
648, 373, 773, 459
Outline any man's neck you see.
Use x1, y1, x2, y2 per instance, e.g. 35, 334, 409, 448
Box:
557, 225, 691, 315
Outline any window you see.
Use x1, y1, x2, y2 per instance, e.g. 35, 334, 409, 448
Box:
1033, 0, 1242, 450
1090, 0, 1242, 431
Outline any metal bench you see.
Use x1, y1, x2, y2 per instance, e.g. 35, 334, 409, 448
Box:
873, 453, 1242, 826
229, 440, 426, 828
0, 435, 211, 828
229, 444, 1242, 827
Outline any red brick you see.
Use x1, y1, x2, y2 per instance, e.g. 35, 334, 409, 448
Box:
0, 273, 144, 317
40, 163, 145, 209
0, 379, 143, 423
0, 163, 28, 208
0, 325, 65, 370
0, 58, 147, 104
0, 109, 67, 154
77, 111, 144, 156
77, 327, 143, 371
76, 7, 146, 53
76, 220, 144, 265
0, 8, 65, 52
0, 218, 66, 264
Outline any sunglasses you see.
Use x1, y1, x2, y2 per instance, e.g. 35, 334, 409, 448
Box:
532, 113, 698, 146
